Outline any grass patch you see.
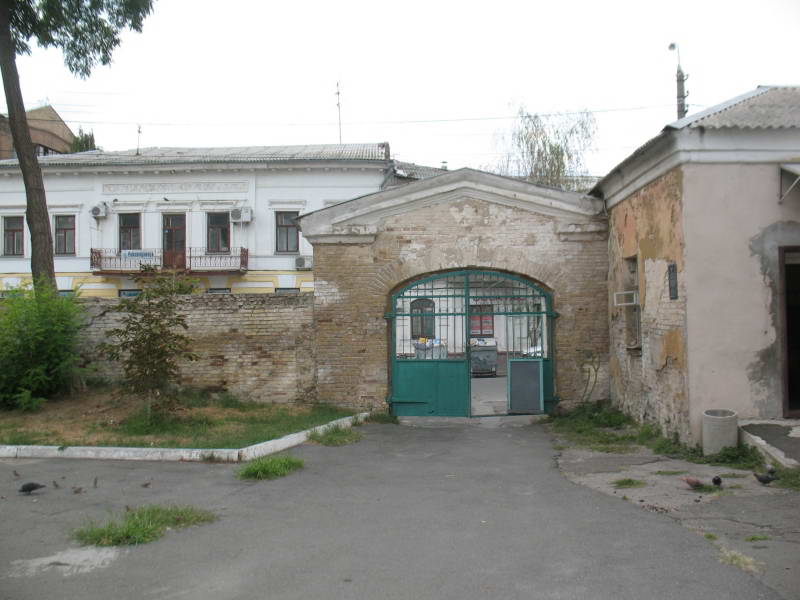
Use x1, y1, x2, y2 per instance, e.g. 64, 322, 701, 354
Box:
365, 411, 399, 424
612, 478, 647, 489
718, 548, 764, 574
690, 484, 719, 494
238, 455, 304, 480
308, 425, 363, 446
774, 466, 800, 491
745, 535, 770, 542
727, 484, 743, 489
704, 533, 718, 541
73, 505, 216, 546
654, 470, 688, 476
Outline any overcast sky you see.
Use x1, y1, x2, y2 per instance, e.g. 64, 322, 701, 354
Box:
7, 0, 800, 175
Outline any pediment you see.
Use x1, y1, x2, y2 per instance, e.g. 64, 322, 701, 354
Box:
300, 168, 605, 242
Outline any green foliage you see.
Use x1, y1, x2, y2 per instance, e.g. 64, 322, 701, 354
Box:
654, 470, 688, 476
117, 408, 214, 437
238, 455, 304, 480
8, 0, 154, 78
704, 533, 718, 541
612, 478, 646, 489
550, 402, 638, 451
73, 505, 216, 546
365, 411, 399, 424
774, 466, 800, 491
100, 267, 198, 403
70, 126, 97, 152
309, 425, 363, 446
0, 283, 84, 409
745, 535, 770, 542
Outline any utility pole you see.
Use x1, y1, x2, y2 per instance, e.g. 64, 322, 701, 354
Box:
335, 82, 342, 144
668, 43, 689, 119
136, 124, 142, 156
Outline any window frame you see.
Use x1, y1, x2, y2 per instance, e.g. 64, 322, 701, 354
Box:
410, 298, 436, 340
3, 215, 24, 256
206, 212, 231, 254
469, 304, 494, 337
275, 211, 300, 254
54, 214, 76, 256
118, 213, 141, 251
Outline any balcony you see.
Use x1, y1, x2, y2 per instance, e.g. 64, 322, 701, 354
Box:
90, 247, 249, 274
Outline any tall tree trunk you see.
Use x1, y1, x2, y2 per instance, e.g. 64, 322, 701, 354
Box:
0, 1, 56, 291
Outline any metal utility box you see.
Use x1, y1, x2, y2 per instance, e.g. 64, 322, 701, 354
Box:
470, 338, 497, 376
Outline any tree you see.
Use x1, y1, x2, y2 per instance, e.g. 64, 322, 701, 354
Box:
492, 106, 596, 192
70, 126, 97, 153
0, 0, 153, 292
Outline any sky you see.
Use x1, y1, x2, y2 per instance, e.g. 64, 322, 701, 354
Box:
7, 0, 800, 176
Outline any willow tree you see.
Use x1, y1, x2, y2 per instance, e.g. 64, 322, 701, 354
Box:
0, 0, 153, 291
494, 106, 596, 192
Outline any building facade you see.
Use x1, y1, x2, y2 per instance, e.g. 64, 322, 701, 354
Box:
0, 105, 75, 159
0, 144, 440, 296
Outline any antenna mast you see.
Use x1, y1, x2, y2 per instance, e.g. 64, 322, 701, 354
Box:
668, 43, 689, 119
336, 82, 342, 144
136, 124, 142, 156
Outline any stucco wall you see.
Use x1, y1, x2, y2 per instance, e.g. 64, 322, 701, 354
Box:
608, 167, 690, 441
683, 163, 800, 439
79, 293, 316, 402
312, 196, 610, 410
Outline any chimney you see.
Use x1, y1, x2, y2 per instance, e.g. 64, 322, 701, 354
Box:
379, 142, 391, 161
676, 66, 688, 119
441, 161, 448, 171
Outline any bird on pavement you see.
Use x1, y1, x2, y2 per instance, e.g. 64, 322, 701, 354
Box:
766, 464, 777, 475
19, 482, 46, 495
141, 481, 151, 488
93, 477, 98, 489
680, 476, 705, 490
72, 486, 84, 494
712, 476, 722, 487
13, 470, 20, 478
52, 480, 60, 489
753, 472, 777, 485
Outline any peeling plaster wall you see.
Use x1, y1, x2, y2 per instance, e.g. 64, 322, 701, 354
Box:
312, 196, 609, 410
608, 167, 690, 442
683, 163, 800, 440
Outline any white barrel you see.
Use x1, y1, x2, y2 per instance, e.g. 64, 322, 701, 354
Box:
702, 409, 738, 456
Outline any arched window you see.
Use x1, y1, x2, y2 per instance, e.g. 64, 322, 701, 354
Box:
410, 298, 435, 339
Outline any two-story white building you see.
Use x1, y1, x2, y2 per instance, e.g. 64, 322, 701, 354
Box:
0, 143, 439, 297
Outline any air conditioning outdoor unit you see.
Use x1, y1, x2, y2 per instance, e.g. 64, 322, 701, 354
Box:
230, 207, 252, 223
91, 204, 107, 218
295, 255, 313, 270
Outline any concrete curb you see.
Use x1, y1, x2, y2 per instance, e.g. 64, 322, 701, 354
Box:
740, 426, 799, 468
0, 412, 369, 463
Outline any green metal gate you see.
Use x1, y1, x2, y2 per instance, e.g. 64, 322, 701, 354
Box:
387, 270, 556, 417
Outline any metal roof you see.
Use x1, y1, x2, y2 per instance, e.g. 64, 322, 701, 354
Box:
383, 160, 448, 188
0, 143, 390, 169
667, 86, 800, 130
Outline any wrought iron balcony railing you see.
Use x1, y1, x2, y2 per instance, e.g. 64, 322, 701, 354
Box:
90, 247, 248, 273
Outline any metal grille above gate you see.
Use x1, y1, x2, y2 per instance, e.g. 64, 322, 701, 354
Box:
388, 270, 556, 416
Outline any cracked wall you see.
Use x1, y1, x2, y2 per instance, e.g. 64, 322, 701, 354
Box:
608, 167, 690, 442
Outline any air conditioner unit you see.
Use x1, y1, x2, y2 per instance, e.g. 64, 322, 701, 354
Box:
91, 204, 107, 218
614, 290, 639, 307
295, 255, 313, 270
230, 207, 252, 223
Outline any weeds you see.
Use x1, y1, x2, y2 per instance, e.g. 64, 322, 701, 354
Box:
309, 425, 363, 446
73, 505, 216, 546
718, 548, 764, 574
744, 535, 770, 542
238, 455, 304, 480
774, 466, 800, 491
704, 533, 718, 541
366, 411, 399, 425
654, 470, 687, 476
612, 478, 646, 489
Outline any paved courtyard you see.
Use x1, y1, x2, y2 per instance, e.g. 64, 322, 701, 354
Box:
0, 422, 784, 600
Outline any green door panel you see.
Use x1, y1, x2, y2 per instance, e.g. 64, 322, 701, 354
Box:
392, 360, 469, 417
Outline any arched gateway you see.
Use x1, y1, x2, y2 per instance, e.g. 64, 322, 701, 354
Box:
389, 269, 555, 416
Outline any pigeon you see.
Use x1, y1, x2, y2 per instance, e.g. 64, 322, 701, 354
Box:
712, 476, 722, 488
13, 470, 20, 478
52, 480, 60, 489
19, 482, 46, 495
72, 486, 84, 494
141, 481, 151, 488
766, 464, 777, 476
680, 476, 704, 490
754, 472, 777, 485
93, 477, 98, 489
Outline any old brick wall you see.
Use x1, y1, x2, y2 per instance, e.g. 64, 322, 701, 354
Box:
607, 167, 690, 441
313, 196, 610, 410
79, 293, 315, 402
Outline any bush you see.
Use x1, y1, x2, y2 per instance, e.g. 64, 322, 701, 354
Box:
0, 284, 84, 409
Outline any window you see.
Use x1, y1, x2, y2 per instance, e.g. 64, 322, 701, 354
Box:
207, 288, 231, 294
276, 211, 299, 253
207, 212, 230, 253
3, 216, 23, 256
118, 289, 141, 298
410, 298, 435, 339
54, 215, 75, 255
275, 287, 301, 295
119, 214, 141, 250
470, 304, 494, 337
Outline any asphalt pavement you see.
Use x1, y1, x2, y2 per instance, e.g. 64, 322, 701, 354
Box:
0, 421, 783, 600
